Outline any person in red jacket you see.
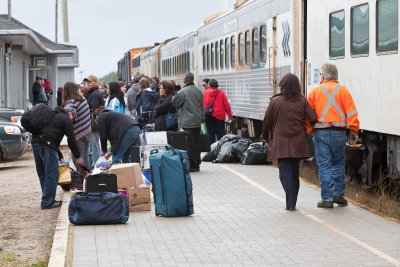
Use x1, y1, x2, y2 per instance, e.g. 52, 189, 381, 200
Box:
203, 79, 232, 143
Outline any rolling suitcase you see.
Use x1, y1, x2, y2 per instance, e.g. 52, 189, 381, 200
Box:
84, 173, 118, 193
68, 192, 129, 225
167, 131, 190, 151
149, 146, 194, 217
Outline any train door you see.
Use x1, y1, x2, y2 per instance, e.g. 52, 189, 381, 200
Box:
268, 17, 278, 95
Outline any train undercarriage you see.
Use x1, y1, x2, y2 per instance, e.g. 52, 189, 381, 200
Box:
228, 116, 400, 191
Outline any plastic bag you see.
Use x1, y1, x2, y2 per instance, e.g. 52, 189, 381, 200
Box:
231, 138, 252, 160
58, 162, 71, 185
95, 156, 111, 170
241, 142, 268, 165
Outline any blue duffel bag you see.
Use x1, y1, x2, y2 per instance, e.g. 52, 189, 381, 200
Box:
68, 192, 129, 225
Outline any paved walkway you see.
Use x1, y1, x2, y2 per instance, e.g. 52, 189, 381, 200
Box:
67, 163, 400, 266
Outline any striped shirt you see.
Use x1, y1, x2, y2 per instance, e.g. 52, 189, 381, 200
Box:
65, 98, 92, 140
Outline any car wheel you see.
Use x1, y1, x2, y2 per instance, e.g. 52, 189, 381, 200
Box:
0, 147, 4, 162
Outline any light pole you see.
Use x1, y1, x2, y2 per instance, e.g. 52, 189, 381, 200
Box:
79, 70, 83, 82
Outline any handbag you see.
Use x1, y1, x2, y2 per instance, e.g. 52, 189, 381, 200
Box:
165, 112, 178, 130
58, 162, 71, 185
204, 91, 219, 116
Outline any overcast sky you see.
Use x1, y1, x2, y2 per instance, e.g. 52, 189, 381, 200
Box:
0, 0, 235, 82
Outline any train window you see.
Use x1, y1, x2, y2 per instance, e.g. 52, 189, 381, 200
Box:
252, 28, 259, 64
225, 38, 230, 69
239, 33, 244, 66
202, 46, 206, 71
211, 43, 215, 70
351, 4, 369, 56
187, 52, 190, 72
377, 0, 398, 53
245, 31, 251, 65
260, 25, 267, 64
231, 35, 236, 67
215, 41, 219, 70
207, 44, 210, 71
329, 10, 345, 58
220, 40, 224, 69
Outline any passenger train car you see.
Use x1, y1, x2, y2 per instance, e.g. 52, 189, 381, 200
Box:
117, 0, 400, 186
117, 46, 152, 84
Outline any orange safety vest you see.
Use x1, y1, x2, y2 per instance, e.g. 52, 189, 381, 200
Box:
307, 80, 360, 133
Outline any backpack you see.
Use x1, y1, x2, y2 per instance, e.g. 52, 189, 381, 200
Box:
21, 103, 56, 134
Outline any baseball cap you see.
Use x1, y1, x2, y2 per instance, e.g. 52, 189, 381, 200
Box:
83, 75, 98, 83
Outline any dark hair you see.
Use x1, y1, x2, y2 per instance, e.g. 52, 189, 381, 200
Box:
108, 82, 126, 107
92, 106, 105, 125
208, 79, 218, 88
279, 73, 302, 99
62, 82, 83, 106
184, 72, 194, 84
203, 78, 210, 84
160, 81, 174, 95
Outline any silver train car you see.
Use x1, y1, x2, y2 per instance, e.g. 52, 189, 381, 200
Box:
118, 0, 400, 186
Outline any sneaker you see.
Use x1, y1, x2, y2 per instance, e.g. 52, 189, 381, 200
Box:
317, 200, 334, 208
41, 201, 62, 210
333, 196, 348, 206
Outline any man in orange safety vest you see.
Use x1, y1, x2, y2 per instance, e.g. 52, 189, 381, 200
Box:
307, 63, 360, 208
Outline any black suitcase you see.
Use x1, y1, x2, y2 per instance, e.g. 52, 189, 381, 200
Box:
131, 146, 141, 163
167, 131, 190, 151
84, 173, 118, 193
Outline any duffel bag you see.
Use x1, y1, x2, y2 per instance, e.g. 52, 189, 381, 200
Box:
68, 192, 129, 225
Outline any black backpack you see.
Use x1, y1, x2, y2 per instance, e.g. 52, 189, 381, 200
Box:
21, 104, 56, 134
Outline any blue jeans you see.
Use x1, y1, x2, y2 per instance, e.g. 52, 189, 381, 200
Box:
313, 129, 346, 201
32, 143, 59, 209
89, 131, 101, 169
112, 125, 141, 164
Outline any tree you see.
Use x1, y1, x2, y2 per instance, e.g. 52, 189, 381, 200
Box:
99, 72, 118, 85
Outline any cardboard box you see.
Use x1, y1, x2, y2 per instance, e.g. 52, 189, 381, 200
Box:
127, 186, 151, 212
108, 163, 143, 189
142, 131, 168, 145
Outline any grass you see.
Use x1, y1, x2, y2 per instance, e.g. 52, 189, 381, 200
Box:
0, 249, 49, 267
300, 160, 400, 221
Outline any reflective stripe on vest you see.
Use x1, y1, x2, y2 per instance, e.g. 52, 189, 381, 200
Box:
314, 84, 347, 129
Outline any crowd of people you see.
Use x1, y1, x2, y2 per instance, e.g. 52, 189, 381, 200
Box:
31, 63, 360, 212
31, 72, 234, 209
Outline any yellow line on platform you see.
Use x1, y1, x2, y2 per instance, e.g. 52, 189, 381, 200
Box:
220, 164, 400, 267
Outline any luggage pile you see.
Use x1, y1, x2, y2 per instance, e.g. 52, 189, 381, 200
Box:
67, 163, 151, 225
131, 131, 195, 217
202, 134, 271, 165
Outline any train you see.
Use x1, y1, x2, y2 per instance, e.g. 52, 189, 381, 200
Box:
117, 0, 400, 187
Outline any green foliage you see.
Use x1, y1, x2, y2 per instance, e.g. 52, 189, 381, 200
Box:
99, 71, 118, 85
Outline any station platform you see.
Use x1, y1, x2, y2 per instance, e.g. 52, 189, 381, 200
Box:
52, 162, 400, 267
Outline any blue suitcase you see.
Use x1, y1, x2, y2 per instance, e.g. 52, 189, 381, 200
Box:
149, 147, 194, 217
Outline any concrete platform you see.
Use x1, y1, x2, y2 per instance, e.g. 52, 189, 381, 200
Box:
52, 162, 400, 266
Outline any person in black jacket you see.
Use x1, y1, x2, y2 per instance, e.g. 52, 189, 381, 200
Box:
83, 75, 105, 169
154, 81, 177, 131
93, 107, 141, 164
32, 106, 83, 209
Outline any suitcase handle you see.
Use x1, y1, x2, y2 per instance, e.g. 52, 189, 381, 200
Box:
165, 145, 177, 155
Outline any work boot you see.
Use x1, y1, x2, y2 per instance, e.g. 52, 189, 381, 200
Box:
41, 201, 62, 210
333, 196, 348, 206
317, 200, 334, 208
